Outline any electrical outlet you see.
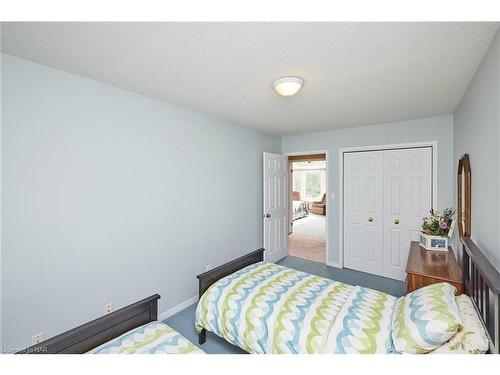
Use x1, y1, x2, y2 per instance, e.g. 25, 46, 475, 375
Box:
206, 264, 212, 271
32, 332, 44, 345
104, 303, 113, 315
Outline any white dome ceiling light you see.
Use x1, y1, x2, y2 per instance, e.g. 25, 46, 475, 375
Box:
272, 76, 304, 97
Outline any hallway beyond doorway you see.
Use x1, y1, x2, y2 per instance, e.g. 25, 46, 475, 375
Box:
288, 214, 326, 263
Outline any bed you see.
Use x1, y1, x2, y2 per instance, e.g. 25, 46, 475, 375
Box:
88, 321, 203, 354
292, 200, 309, 221
17, 294, 204, 354
195, 243, 500, 354
196, 262, 394, 353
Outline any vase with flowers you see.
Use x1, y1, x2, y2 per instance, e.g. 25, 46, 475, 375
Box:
419, 208, 456, 251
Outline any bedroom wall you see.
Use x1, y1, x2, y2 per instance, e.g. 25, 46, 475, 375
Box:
281, 115, 455, 266
454, 29, 500, 270
1, 54, 281, 350
0, 52, 2, 348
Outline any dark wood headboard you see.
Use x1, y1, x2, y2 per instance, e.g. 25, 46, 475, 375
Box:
17, 294, 160, 354
196, 248, 265, 298
196, 248, 264, 345
461, 238, 500, 354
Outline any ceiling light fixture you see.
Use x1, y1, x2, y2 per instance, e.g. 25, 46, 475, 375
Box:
272, 76, 304, 97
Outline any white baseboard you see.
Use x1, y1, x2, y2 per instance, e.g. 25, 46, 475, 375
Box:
326, 260, 342, 268
158, 295, 198, 322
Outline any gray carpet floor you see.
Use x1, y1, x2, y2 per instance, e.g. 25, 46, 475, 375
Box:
163, 255, 406, 354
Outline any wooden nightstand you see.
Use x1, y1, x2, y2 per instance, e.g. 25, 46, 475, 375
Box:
406, 241, 463, 295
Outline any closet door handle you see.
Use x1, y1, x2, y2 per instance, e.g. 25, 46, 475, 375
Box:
368, 217, 374, 222
394, 219, 400, 225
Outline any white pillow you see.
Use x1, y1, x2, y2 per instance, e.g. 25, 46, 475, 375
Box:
430, 295, 489, 354
391, 283, 463, 354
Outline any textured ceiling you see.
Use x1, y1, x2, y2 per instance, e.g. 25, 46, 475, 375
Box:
2, 22, 499, 135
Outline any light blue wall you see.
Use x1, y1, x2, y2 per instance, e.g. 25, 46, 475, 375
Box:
2, 45, 486, 350
454, 30, 500, 270
1, 54, 280, 350
282, 115, 455, 265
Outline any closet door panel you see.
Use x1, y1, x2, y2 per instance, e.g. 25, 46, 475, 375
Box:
383, 148, 432, 280
344, 154, 365, 272
344, 151, 384, 275
364, 153, 384, 274
407, 151, 432, 241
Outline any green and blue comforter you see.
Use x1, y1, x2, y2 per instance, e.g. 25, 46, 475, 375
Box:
195, 262, 397, 354
88, 321, 204, 354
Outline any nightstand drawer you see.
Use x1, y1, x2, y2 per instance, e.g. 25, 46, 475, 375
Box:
406, 273, 463, 295
406, 241, 463, 295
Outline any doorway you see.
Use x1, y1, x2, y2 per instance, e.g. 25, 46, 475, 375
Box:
288, 153, 328, 263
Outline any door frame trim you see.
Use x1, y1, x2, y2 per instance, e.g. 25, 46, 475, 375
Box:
285, 150, 330, 265
338, 141, 438, 270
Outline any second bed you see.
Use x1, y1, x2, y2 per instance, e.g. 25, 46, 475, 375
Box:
195, 246, 498, 354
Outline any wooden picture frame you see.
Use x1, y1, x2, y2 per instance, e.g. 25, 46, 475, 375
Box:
457, 154, 471, 237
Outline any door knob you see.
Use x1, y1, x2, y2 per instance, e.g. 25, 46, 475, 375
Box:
394, 219, 400, 225
263, 213, 271, 219
368, 217, 374, 222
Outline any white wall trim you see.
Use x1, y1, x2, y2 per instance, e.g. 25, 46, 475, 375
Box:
326, 260, 342, 268
285, 150, 330, 266
338, 141, 439, 270
157, 295, 198, 322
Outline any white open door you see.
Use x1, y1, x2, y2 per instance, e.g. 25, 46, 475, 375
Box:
263, 152, 288, 263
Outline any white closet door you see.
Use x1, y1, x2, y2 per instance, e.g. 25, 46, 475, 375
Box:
383, 148, 432, 280
344, 151, 384, 275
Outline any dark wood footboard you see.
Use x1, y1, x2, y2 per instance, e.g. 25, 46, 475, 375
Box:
461, 238, 500, 354
196, 248, 265, 344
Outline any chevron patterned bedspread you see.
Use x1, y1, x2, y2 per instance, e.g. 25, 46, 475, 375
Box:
195, 262, 397, 354
88, 321, 204, 354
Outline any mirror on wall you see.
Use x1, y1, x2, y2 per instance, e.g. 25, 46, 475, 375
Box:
457, 154, 471, 237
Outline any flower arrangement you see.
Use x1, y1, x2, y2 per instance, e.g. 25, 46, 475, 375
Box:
422, 208, 455, 237
419, 208, 456, 251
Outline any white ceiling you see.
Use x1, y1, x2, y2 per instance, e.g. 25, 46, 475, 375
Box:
2, 22, 499, 135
